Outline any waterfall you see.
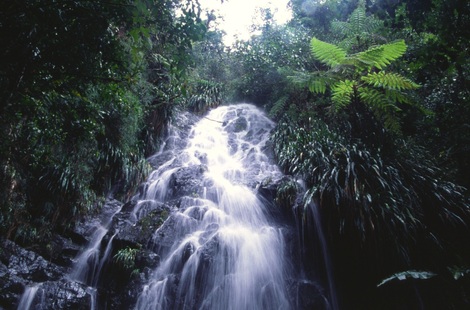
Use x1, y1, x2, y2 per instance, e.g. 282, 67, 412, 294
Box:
134, 104, 291, 309
68, 204, 121, 286
17, 284, 44, 310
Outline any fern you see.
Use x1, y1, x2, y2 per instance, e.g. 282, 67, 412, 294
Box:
359, 87, 402, 131
348, 3, 367, 35
354, 40, 407, 70
308, 77, 328, 94
331, 2, 384, 52
269, 95, 289, 118
331, 20, 351, 37
311, 37, 346, 67
287, 71, 330, 94
362, 71, 420, 90
358, 87, 388, 107
331, 80, 354, 110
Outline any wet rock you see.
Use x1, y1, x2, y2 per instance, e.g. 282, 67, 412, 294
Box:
168, 165, 207, 199
225, 116, 248, 133
18, 280, 92, 310
288, 279, 329, 310
113, 205, 170, 247
1, 239, 65, 283
135, 250, 160, 270
0, 240, 93, 309
72, 199, 122, 244
0, 262, 24, 309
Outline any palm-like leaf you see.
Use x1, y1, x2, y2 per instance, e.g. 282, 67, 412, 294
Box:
309, 77, 329, 94
354, 40, 407, 70
311, 37, 346, 67
331, 80, 354, 110
362, 71, 420, 90
287, 71, 331, 94
348, 4, 366, 34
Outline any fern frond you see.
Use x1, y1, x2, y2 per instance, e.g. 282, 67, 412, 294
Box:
288, 71, 331, 94
354, 40, 407, 70
362, 71, 420, 90
331, 20, 352, 37
309, 77, 328, 94
348, 5, 366, 35
363, 18, 384, 34
337, 36, 357, 51
331, 80, 355, 110
358, 87, 388, 107
359, 87, 401, 131
385, 89, 410, 104
311, 37, 347, 67
269, 96, 289, 118
286, 70, 311, 88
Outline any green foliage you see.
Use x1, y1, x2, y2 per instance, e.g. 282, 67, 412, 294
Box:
331, 79, 354, 110
354, 40, 407, 71
331, 1, 384, 51
268, 96, 289, 119
304, 37, 419, 132
114, 247, 139, 272
310, 37, 346, 67
186, 80, 224, 114
275, 178, 300, 208
0, 0, 208, 242
272, 119, 470, 262
361, 71, 419, 90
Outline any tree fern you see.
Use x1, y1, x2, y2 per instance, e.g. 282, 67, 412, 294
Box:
331, 80, 354, 110
361, 71, 420, 90
349, 3, 367, 34
330, 1, 384, 52
287, 70, 330, 94
309, 76, 329, 94
359, 87, 402, 131
354, 40, 407, 70
310, 37, 346, 67
269, 95, 289, 118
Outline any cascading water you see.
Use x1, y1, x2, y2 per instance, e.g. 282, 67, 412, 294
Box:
66, 201, 122, 309
15, 201, 121, 310
133, 104, 291, 309
17, 284, 44, 310
14, 103, 334, 309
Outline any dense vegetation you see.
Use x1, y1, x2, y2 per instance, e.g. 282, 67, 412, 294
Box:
198, 0, 470, 308
0, 0, 210, 242
1, 0, 469, 309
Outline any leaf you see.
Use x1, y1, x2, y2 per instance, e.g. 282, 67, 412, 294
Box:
362, 71, 420, 90
310, 37, 347, 67
354, 40, 407, 70
348, 4, 366, 35
377, 270, 437, 287
308, 78, 328, 94
331, 80, 355, 110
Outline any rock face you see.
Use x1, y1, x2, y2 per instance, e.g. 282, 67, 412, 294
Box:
0, 239, 91, 309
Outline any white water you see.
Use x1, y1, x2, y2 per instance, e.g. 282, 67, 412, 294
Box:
17, 284, 44, 310
134, 104, 290, 309
67, 201, 122, 310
